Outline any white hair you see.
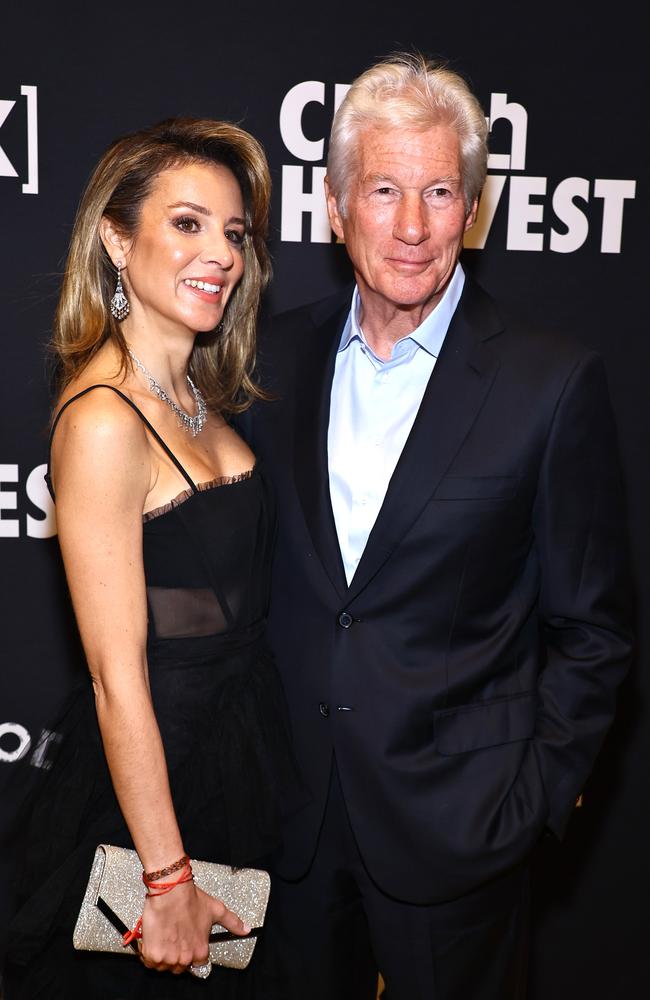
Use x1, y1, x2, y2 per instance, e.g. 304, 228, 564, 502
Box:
327, 52, 488, 215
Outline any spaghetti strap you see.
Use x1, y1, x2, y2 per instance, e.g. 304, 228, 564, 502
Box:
47, 384, 198, 499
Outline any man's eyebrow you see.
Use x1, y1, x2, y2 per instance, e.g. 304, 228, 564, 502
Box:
362, 173, 397, 184
361, 173, 462, 186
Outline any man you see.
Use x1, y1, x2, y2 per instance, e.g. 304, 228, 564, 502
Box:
248, 53, 633, 999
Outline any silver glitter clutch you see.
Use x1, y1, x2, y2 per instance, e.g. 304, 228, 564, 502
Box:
73, 844, 270, 970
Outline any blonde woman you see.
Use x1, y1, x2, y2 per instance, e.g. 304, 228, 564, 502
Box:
5, 118, 297, 999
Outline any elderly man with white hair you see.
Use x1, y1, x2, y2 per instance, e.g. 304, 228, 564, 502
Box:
246, 52, 632, 1000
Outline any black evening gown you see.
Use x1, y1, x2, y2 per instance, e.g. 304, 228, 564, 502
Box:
4, 385, 299, 999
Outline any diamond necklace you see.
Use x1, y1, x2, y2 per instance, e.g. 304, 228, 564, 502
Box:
127, 348, 207, 437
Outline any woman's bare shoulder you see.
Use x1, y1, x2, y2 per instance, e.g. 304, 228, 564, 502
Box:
50, 372, 152, 504
53, 374, 145, 445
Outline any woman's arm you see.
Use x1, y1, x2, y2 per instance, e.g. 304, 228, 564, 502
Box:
51, 389, 249, 974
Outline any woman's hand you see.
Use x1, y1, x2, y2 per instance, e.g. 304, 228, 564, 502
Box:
139, 880, 251, 974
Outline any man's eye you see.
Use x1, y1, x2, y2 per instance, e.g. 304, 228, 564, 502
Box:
175, 216, 200, 233
376, 187, 394, 195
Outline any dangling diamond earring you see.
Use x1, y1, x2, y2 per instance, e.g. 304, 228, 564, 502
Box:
110, 262, 130, 321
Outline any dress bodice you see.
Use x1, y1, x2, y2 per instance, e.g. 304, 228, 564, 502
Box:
142, 467, 274, 646
47, 383, 275, 648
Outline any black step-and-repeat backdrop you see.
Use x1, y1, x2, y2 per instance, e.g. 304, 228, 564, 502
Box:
1, 4, 647, 995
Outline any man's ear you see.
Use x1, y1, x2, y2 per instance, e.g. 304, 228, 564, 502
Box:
464, 197, 479, 232
99, 216, 132, 267
324, 176, 345, 242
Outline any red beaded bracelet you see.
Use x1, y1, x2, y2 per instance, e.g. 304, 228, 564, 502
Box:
142, 853, 190, 884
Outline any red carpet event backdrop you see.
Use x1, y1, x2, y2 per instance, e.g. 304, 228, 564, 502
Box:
0, 3, 647, 995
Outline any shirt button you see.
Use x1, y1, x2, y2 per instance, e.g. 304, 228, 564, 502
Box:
319, 702, 330, 718
338, 611, 353, 629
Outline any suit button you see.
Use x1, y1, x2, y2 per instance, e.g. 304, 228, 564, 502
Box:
338, 611, 353, 629
319, 702, 330, 718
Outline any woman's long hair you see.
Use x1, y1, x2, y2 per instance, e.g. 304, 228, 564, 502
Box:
52, 117, 272, 414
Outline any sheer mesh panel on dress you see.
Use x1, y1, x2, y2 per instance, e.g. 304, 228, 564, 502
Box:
147, 586, 232, 638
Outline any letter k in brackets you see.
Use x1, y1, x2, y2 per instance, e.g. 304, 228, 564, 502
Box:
0, 87, 38, 193
0, 100, 19, 177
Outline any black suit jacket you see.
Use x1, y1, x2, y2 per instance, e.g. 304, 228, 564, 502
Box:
246, 276, 633, 904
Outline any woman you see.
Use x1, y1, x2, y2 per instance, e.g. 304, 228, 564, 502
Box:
4, 117, 297, 998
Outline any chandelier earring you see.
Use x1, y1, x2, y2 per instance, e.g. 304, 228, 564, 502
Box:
110, 262, 130, 321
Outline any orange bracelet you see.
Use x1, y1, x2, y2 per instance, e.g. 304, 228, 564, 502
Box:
143, 861, 194, 896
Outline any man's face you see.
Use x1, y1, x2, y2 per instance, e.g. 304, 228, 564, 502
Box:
327, 125, 477, 321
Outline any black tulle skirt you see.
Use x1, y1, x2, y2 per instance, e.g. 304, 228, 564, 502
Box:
3, 632, 304, 999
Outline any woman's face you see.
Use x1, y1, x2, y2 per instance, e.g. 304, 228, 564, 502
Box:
115, 161, 246, 337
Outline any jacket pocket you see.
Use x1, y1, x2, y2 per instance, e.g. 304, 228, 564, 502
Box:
434, 691, 536, 755
432, 475, 521, 500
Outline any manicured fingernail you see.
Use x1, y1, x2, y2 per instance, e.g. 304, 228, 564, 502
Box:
242, 922, 251, 934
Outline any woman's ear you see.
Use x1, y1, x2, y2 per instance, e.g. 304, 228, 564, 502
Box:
99, 216, 132, 267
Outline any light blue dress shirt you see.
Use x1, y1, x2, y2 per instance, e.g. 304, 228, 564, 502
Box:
328, 264, 466, 584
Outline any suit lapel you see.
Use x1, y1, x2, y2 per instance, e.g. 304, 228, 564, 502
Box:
346, 280, 503, 602
293, 291, 352, 599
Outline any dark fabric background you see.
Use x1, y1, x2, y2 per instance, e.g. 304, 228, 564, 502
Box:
1, 2, 647, 994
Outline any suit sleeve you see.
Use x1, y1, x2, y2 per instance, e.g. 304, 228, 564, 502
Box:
532, 351, 634, 838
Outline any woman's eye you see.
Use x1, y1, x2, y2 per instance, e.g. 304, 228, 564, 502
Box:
226, 229, 246, 246
175, 216, 200, 233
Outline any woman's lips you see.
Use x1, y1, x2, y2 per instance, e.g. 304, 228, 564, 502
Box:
182, 278, 223, 302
